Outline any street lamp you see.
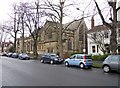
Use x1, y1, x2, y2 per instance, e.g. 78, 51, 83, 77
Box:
59, 0, 65, 58
76, 8, 86, 54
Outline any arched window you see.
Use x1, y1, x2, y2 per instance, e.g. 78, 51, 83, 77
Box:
68, 39, 72, 50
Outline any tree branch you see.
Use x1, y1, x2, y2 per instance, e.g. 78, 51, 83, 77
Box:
94, 0, 112, 29
117, 6, 120, 12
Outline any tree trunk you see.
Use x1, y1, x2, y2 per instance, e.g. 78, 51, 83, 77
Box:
14, 33, 17, 52
33, 39, 38, 59
110, 2, 117, 55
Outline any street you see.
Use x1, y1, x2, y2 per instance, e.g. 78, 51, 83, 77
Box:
0, 56, 119, 86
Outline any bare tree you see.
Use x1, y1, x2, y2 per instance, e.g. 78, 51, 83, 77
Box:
0, 24, 11, 52
9, 4, 21, 52
94, 0, 120, 54
40, 0, 89, 57
89, 27, 111, 54
23, 1, 45, 59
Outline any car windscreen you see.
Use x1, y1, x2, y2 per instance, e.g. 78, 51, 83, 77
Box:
50, 55, 59, 57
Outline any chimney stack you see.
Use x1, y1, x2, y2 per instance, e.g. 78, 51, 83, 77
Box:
91, 16, 94, 30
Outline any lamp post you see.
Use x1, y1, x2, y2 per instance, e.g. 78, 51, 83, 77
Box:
59, 0, 65, 58
76, 8, 86, 53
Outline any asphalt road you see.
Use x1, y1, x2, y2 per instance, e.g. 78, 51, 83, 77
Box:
0, 56, 119, 86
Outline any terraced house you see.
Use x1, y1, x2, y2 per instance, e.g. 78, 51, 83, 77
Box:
16, 19, 88, 58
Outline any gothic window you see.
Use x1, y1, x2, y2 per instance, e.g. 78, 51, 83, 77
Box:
68, 39, 72, 50
79, 30, 83, 41
48, 31, 52, 39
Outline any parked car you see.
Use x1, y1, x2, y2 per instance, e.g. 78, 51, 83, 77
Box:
1, 52, 7, 56
12, 53, 19, 58
64, 54, 93, 69
40, 53, 63, 64
102, 55, 120, 73
7, 52, 13, 57
18, 53, 30, 60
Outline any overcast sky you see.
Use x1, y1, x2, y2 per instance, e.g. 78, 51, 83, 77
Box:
0, 0, 120, 26
0, 0, 120, 42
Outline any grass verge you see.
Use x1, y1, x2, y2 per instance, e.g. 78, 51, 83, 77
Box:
92, 62, 103, 68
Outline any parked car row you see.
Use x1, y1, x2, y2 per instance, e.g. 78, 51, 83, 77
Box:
1, 52, 30, 60
40, 53, 120, 73
40, 53, 93, 69
1, 52, 120, 73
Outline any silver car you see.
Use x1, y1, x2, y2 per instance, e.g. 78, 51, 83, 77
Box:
102, 55, 120, 73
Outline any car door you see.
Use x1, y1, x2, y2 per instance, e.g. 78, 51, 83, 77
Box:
43, 55, 48, 62
74, 55, 82, 66
46, 55, 51, 62
109, 56, 119, 71
69, 55, 76, 65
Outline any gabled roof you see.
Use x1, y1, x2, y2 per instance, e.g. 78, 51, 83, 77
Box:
88, 21, 120, 33
63, 19, 84, 31
43, 19, 84, 32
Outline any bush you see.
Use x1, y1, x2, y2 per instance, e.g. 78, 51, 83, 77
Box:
92, 54, 110, 61
8, 46, 15, 52
71, 52, 84, 56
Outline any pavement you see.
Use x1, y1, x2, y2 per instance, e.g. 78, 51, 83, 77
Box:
0, 56, 120, 87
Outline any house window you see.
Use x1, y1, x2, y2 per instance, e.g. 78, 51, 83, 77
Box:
105, 32, 109, 38
92, 46, 96, 53
118, 29, 120, 37
68, 39, 72, 50
97, 45, 99, 53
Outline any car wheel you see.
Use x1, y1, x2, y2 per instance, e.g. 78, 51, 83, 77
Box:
103, 65, 111, 73
40, 59, 44, 63
80, 63, 85, 69
50, 60, 54, 64
65, 62, 69, 67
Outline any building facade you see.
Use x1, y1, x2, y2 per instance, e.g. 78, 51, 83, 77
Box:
87, 22, 120, 55
16, 19, 88, 58
0, 41, 13, 52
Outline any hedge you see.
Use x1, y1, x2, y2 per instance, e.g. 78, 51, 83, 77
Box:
92, 54, 110, 61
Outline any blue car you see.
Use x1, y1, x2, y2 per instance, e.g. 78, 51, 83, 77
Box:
18, 53, 30, 60
64, 54, 92, 69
